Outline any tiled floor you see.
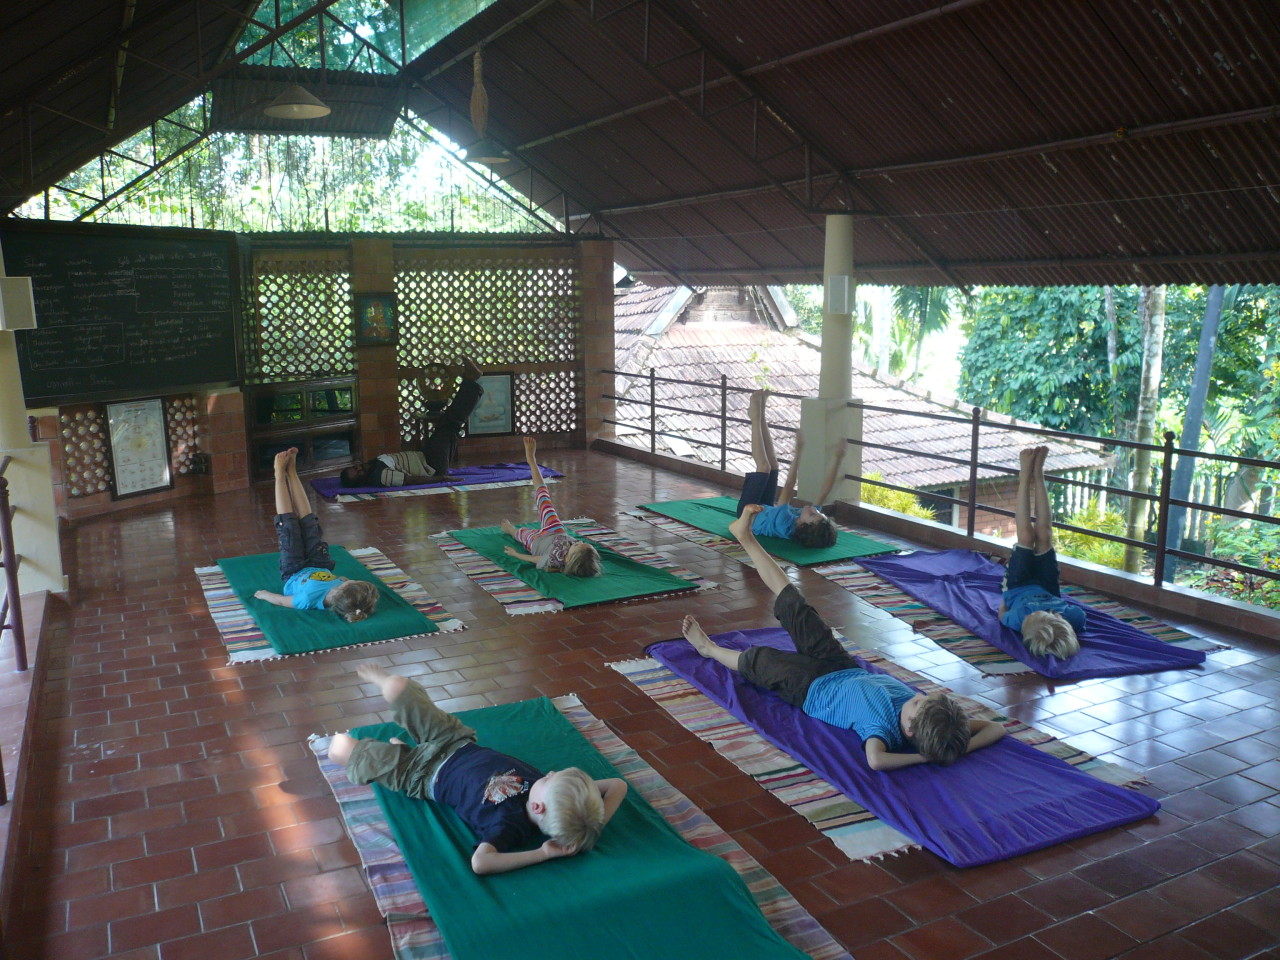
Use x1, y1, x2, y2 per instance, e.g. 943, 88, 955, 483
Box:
8, 449, 1280, 960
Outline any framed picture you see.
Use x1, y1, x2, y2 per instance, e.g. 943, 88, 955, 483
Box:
106, 397, 173, 499
354, 293, 397, 346
468, 373, 514, 436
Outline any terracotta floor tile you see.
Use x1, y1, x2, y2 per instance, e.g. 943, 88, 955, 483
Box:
9, 449, 1280, 960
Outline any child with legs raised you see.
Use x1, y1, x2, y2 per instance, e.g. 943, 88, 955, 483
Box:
738, 390, 841, 549
254, 448, 379, 622
684, 505, 1004, 770
998, 445, 1085, 658
500, 436, 602, 577
329, 664, 627, 874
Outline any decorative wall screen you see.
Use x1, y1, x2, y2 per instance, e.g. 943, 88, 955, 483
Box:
246, 251, 354, 384
394, 249, 582, 442
58, 394, 199, 498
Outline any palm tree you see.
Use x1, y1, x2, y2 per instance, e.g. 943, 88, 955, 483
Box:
893, 286, 955, 382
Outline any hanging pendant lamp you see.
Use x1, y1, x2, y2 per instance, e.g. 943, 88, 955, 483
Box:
467, 50, 509, 163
264, 83, 331, 120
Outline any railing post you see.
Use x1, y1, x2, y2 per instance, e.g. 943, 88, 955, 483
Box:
0, 473, 28, 673
966, 406, 980, 538
649, 367, 657, 454
719, 375, 728, 472
1153, 431, 1176, 587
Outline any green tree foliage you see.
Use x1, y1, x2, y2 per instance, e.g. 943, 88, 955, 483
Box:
893, 286, 955, 381
1054, 497, 1127, 570
860, 473, 936, 520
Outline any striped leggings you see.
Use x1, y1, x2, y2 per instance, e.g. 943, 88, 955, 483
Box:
516, 484, 565, 549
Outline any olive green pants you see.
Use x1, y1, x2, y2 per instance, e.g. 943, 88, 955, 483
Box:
344, 679, 476, 800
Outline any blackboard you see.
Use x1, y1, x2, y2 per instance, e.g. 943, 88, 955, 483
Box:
2, 223, 240, 405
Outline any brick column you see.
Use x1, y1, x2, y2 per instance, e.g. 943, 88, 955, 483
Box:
577, 239, 615, 444
199, 388, 249, 495
351, 238, 400, 458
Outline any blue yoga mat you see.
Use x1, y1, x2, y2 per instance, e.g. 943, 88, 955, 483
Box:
647, 628, 1160, 868
858, 549, 1206, 680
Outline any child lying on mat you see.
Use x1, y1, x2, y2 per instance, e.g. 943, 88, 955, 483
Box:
330, 664, 628, 874
738, 390, 842, 549
339, 356, 486, 487
998, 446, 1085, 659
254, 449, 379, 622
500, 436, 603, 577
685, 505, 1004, 770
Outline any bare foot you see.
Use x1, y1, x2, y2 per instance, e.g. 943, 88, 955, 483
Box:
501, 519, 518, 538
1019, 446, 1036, 472
728, 504, 763, 543
357, 663, 407, 703
460, 356, 482, 381
522, 436, 537, 458
1034, 445, 1050, 472
682, 615, 717, 657
329, 732, 356, 766
274, 450, 291, 472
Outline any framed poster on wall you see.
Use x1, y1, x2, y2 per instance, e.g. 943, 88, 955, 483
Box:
354, 293, 397, 345
106, 397, 173, 499
468, 373, 514, 436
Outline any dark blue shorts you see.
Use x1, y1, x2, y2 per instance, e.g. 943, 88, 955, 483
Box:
1004, 545, 1061, 596
737, 469, 779, 517
275, 512, 334, 581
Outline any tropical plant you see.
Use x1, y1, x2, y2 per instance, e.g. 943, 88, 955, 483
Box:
860, 472, 936, 520
893, 286, 956, 382
1054, 497, 1127, 570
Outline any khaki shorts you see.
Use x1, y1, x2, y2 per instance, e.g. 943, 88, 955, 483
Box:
343, 680, 476, 800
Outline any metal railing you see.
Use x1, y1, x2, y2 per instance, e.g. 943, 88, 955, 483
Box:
0, 455, 29, 673
603, 370, 1280, 594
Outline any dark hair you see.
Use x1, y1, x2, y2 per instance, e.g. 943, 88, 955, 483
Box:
792, 513, 837, 548
339, 464, 369, 488
912, 694, 971, 766
327, 580, 379, 622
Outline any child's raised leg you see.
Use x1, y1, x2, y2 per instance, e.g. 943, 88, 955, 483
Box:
512, 436, 565, 550
274, 449, 297, 516
1014, 445, 1037, 549
728, 504, 793, 596
749, 390, 777, 473
1031, 445, 1053, 550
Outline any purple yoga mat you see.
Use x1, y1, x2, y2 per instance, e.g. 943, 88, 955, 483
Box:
647, 628, 1159, 868
310, 463, 563, 498
857, 549, 1206, 680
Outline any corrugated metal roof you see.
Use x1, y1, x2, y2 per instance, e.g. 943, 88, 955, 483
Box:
3, 0, 1277, 285
612, 282, 1109, 488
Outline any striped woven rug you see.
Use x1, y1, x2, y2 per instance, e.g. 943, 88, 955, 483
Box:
310, 695, 851, 960
196, 546, 464, 663
432, 519, 715, 615
814, 560, 1220, 675
611, 641, 1146, 864
627, 510, 756, 564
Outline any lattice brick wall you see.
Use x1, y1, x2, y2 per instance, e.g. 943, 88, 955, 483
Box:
57, 394, 199, 497
167, 396, 198, 475
394, 251, 581, 441
246, 252, 354, 384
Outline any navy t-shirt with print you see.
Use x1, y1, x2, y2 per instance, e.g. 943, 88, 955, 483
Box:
431, 743, 546, 851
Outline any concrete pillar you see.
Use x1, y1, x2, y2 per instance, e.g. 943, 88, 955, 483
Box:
0, 250, 65, 594
797, 215, 861, 505
351, 238, 400, 458
578, 239, 616, 445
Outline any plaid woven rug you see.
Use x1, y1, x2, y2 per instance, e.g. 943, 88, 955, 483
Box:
310, 695, 851, 960
196, 546, 464, 663
431, 519, 716, 615
611, 640, 1146, 864
814, 560, 1221, 676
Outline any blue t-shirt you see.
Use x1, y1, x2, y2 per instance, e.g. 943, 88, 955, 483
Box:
284, 567, 341, 610
752, 503, 801, 539
802, 668, 915, 752
1001, 585, 1087, 636
432, 743, 546, 852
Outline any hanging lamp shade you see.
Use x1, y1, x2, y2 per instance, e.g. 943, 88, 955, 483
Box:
264, 83, 331, 119
467, 50, 509, 163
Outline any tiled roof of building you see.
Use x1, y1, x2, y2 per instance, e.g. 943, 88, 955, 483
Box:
612, 284, 1108, 490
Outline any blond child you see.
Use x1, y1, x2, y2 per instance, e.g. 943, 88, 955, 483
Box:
684, 505, 1004, 770
254, 448, 378, 622
500, 436, 602, 577
998, 446, 1085, 659
329, 664, 627, 874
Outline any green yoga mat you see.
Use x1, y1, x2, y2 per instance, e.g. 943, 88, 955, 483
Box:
449, 524, 697, 608
355, 697, 807, 960
642, 496, 895, 564
218, 546, 437, 655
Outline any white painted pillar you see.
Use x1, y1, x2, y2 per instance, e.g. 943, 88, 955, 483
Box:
797, 215, 861, 505
0, 246, 66, 594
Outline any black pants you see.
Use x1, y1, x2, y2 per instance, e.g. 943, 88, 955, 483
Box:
422, 378, 484, 476
274, 512, 333, 581
738, 584, 856, 707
